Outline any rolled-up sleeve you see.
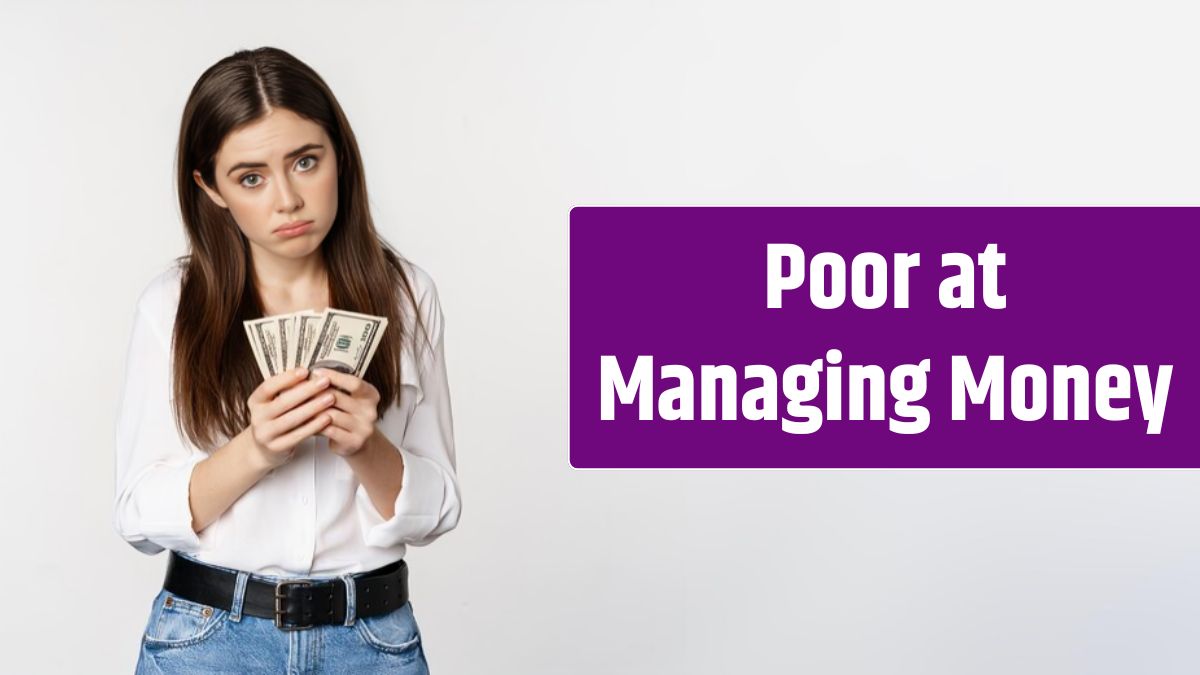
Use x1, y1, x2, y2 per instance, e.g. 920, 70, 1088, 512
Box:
355, 274, 463, 548
112, 285, 205, 555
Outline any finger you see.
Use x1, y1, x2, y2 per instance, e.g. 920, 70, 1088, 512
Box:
318, 423, 344, 443
313, 368, 361, 395
273, 410, 333, 450
267, 389, 336, 438
317, 369, 379, 405
265, 373, 333, 419
323, 406, 361, 434
324, 389, 364, 416
250, 367, 310, 404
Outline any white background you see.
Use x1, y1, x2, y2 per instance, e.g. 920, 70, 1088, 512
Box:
2, 1, 1198, 673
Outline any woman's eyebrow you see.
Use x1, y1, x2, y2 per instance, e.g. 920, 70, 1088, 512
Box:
225, 143, 324, 176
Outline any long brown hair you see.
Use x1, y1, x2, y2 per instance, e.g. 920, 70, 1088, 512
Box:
172, 46, 429, 452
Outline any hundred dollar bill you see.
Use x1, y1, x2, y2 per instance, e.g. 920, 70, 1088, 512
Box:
243, 314, 292, 379
304, 308, 389, 378
245, 307, 388, 381
290, 309, 326, 371
243, 319, 269, 379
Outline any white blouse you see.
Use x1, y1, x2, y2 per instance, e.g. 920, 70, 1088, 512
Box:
112, 258, 462, 577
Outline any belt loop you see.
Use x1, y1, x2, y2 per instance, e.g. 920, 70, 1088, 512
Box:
340, 573, 357, 626
229, 571, 250, 622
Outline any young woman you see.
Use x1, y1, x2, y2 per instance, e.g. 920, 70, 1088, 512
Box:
112, 46, 462, 674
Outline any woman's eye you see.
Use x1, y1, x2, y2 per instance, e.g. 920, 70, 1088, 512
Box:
239, 156, 317, 189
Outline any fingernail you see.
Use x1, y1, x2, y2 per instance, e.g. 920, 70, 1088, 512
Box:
295, 367, 307, 377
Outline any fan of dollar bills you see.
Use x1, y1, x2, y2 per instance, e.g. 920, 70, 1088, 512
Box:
244, 308, 388, 380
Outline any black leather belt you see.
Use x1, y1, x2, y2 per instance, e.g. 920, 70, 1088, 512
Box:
163, 550, 409, 631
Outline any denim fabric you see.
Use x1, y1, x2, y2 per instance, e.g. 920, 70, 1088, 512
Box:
134, 552, 430, 674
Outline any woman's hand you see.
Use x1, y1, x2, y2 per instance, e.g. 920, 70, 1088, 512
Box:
312, 368, 381, 457
246, 367, 337, 469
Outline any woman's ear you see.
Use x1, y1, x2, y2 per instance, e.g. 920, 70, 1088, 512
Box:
193, 169, 229, 210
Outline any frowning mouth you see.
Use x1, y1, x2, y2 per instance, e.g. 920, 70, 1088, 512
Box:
274, 220, 313, 236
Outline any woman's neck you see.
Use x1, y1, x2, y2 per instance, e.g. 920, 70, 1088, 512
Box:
250, 247, 331, 315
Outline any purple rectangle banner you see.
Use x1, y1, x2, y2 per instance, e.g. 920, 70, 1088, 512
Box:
569, 207, 1195, 468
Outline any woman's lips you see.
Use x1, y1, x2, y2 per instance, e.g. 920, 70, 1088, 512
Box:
275, 221, 313, 237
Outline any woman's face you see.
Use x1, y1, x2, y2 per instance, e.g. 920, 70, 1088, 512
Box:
194, 107, 338, 261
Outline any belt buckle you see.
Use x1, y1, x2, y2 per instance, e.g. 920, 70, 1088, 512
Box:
274, 580, 313, 631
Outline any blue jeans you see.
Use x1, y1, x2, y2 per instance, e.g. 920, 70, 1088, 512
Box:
135, 552, 430, 674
